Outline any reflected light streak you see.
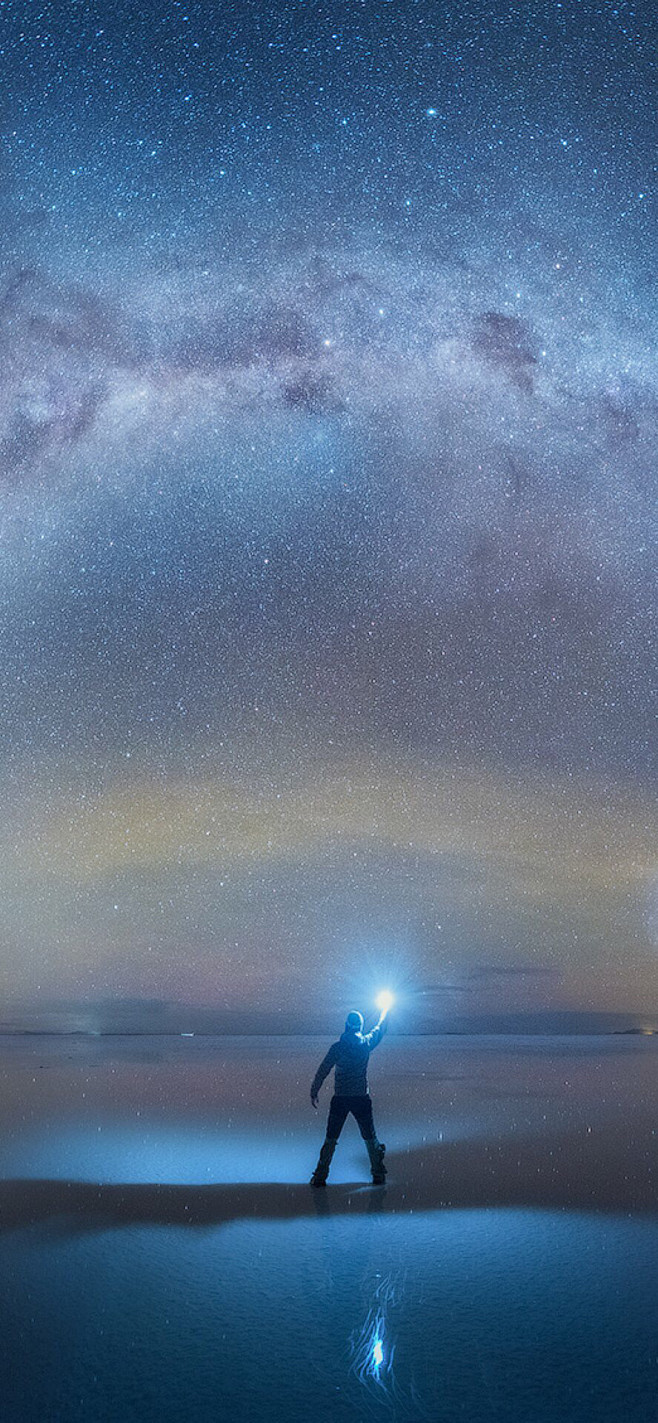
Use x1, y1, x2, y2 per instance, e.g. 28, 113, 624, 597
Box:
350, 1274, 398, 1391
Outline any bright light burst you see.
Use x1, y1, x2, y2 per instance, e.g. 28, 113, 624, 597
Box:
376, 990, 394, 1014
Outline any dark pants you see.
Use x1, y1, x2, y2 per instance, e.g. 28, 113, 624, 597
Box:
326, 1093, 376, 1141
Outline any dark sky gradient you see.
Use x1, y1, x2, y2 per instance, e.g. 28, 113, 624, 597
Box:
0, 0, 656, 1031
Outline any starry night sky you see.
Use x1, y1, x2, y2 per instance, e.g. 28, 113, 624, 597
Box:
1, 0, 656, 1033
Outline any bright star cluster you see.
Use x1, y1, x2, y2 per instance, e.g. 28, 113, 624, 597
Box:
0, 0, 655, 1032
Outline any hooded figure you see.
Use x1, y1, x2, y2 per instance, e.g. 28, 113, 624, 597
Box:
309, 1005, 390, 1186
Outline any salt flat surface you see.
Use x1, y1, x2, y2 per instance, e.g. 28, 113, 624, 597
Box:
0, 1034, 657, 1421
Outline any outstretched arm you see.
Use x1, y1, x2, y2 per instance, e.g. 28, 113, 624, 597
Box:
310, 1042, 338, 1108
365, 1008, 390, 1051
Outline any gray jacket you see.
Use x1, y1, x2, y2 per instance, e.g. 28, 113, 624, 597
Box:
311, 1020, 387, 1098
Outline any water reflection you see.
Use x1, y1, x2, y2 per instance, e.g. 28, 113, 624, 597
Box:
350, 1279, 396, 1388
2, 1035, 658, 1420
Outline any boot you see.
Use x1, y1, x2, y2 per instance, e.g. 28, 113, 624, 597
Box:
366, 1138, 387, 1185
310, 1137, 336, 1187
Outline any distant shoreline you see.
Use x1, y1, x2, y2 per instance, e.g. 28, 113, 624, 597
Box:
0, 1029, 655, 1039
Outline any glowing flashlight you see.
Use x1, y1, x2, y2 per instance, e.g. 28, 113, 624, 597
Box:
376, 991, 394, 1014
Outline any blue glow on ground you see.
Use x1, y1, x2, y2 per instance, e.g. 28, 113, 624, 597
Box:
0, 1123, 321, 1186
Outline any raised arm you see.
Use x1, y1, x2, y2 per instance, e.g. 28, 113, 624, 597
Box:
310, 1042, 338, 1107
364, 1010, 389, 1051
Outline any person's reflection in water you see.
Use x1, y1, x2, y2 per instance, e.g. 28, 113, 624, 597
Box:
310, 1003, 390, 1186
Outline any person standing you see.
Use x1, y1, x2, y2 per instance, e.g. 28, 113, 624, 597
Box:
310, 1002, 390, 1186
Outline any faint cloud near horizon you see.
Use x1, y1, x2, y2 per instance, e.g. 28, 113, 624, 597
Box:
469, 963, 561, 981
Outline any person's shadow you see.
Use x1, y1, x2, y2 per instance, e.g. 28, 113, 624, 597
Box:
1, 1121, 657, 1236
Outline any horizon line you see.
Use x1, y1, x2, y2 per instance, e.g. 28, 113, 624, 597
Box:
0, 1028, 655, 1039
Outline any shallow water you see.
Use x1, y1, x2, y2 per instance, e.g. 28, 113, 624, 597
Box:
1, 1034, 657, 1421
